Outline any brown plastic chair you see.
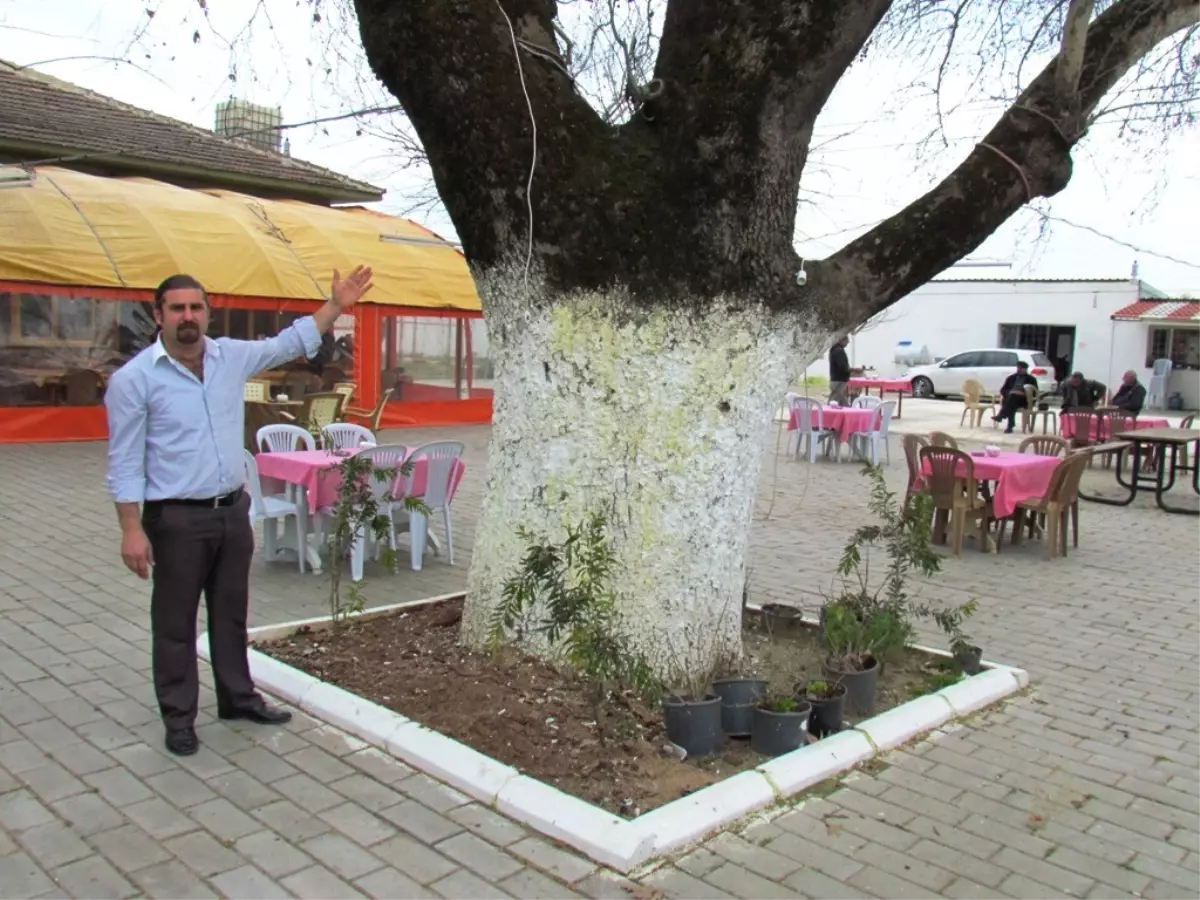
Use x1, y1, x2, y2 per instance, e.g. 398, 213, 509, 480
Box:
62, 369, 105, 405
919, 446, 993, 557
1000, 453, 1089, 559
960, 379, 997, 428
902, 433, 930, 509
1016, 384, 1039, 433
343, 388, 394, 433
930, 431, 959, 449
1019, 435, 1068, 457
281, 392, 345, 439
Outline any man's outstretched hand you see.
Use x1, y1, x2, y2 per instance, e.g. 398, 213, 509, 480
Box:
331, 265, 375, 310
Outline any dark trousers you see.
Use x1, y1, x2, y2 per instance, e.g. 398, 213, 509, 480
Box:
996, 392, 1028, 428
142, 492, 260, 729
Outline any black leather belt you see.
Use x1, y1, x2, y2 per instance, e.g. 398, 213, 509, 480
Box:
146, 488, 244, 509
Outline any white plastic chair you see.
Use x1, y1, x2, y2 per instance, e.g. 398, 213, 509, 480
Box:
244, 450, 306, 573
393, 441, 464, 571
850, 401, 895, 466
787, 395, 836, 463
347, 444, 409, 581
322, 423, 376, 451
852, 394, 883, 410
256, 424, 315, 453
1147, 358, 1172, 410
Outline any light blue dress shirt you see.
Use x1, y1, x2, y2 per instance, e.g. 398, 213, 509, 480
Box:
105, 317, 323, 504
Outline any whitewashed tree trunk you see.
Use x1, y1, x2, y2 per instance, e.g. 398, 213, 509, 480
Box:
460, 267, 832, 685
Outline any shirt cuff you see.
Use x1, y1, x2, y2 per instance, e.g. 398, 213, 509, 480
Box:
295, 316, 322, 357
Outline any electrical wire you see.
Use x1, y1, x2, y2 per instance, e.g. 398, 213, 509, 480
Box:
494, 0, 537, 294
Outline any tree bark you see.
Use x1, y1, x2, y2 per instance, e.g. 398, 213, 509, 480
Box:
459, 266, 830, 677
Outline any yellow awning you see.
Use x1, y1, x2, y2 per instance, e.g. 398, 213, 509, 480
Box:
0, 166, 480, 311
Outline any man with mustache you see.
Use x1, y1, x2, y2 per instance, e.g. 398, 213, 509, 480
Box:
104, 267, 373, 756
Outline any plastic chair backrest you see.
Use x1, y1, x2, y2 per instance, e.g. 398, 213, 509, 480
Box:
405, 441, 465, 509
1152, 358, 1173, 378
302, 393, 344, 433
930, 431, 958, 449
243, 450, 265, 519
852, 395, 882, 409
257, 424, 315, 453
355, 444, 410, 504
902, 433, 928, 490
322, 423, 376, 451
875, 401, 896, 435
244, 381, 269, 402
1060, 410, 1098, 446
962, 379, 985, 403
1019, 435, 1068, 457
789, 395, 823, 434
920, 446, 976, 506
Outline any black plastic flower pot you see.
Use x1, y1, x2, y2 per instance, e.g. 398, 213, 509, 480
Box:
823, 655, 880, 717
663, 694, 724, 757
797, 681, 847, 739
953, 645, 983, 676
750, 700, 813, 757
761, 603, 804, 636
712, 678, 767, 737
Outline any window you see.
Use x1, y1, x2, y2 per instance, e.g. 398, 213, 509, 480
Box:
943, 352, 980, 368
1147, 327, 1199, 369
979, 351, 1018, 368
1031, 352, 1052, 367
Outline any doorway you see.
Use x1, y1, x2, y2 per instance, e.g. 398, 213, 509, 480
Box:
998, 323, 1077, 383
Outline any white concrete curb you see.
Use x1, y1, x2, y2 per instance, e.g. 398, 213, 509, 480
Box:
198, 600, 1028, 873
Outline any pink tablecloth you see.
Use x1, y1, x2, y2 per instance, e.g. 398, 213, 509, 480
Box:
920, 451, 1060, 519
256, 448, 466, 512
1059, 414, 1170, 441
789, 406, 878, 445
850, 377, 913, 393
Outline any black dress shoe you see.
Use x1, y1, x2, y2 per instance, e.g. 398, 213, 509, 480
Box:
218, 703, 292, 725
165, 727, 199, 756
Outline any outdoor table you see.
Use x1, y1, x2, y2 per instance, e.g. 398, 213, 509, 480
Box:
256, 448, 467, 570
1078, 428, 1199, 516
920, 451, 1060, 521
789, 405, 876, 449
1060, 413, 1170, 441
849, 376, 913, 418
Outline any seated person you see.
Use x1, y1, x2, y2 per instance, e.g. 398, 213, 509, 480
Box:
993, 361, 1039, 434
1061, 372, 1105, 410
1111, 370, 1147, 414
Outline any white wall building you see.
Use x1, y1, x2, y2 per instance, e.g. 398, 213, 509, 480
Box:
807, 278, 1200, 409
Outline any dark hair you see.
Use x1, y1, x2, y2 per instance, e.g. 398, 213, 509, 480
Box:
1016, 360, 1029, 369
154, 274, 208, 311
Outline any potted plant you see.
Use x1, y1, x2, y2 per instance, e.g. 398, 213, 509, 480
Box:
798, 679, 846, 738
663, 684, 724, 757
760, 603, 804, 636
821, 600, 910, 716
712, 677, 767, 737
750, 695, 813, 756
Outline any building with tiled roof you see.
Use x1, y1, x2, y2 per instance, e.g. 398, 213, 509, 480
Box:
0, 60, 383, 205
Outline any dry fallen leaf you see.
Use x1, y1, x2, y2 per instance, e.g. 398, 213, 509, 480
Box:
623, 885, 667, 900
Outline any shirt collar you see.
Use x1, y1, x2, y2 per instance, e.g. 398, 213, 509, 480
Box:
152, 334, 220, 364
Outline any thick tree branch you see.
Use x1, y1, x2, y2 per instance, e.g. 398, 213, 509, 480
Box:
813, 0, 1199, 330
1056, 0, 1095, 101
353, 0, 612, 267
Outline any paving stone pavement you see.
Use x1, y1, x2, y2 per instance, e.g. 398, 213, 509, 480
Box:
1, 414, 1197, 899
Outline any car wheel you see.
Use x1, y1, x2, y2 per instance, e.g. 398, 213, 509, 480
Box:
911, 376, 934, 398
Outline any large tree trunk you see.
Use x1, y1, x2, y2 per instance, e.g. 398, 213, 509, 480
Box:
459, 263, 829, 679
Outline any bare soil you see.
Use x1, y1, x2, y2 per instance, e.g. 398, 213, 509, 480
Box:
259, 599, 959, 817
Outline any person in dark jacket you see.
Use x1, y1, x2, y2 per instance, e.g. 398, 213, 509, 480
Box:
1061, 372, 1104, 411
1111, 370, 1147, 414
828, 337, 851, 405
993, 361, 1039, 433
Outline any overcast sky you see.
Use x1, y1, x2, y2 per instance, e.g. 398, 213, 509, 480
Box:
2, 0, 1197, 295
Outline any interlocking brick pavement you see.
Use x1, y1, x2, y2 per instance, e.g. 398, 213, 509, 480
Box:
1, 408, 1197, 898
